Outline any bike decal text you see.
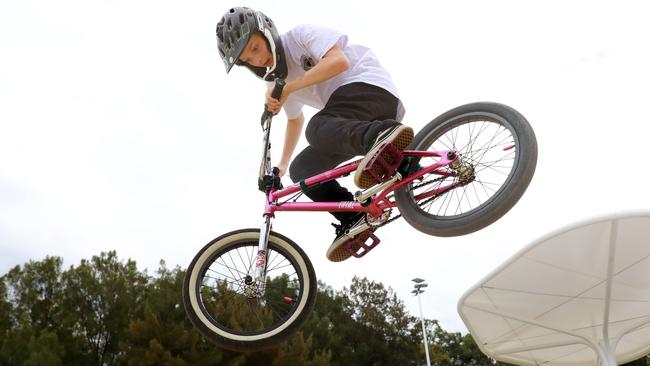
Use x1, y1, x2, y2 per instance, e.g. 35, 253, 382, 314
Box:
256, 251, 266, 267
338, 202, 355, 209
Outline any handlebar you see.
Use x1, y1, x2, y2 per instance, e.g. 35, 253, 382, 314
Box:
261, 79, 286, 124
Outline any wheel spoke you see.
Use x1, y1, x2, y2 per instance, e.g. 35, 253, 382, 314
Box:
407, 116, 519, 217
204, 272, 241, 287
235, 245, 252, 276
268, 262, 295, 273
192, 239, 308, 337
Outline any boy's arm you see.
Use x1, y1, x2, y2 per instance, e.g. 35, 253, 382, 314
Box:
285, 46, 349, 94
265, 46, 349, 114
277, 113, 305, 177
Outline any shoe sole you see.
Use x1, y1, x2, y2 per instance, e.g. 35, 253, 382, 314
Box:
354, 126, 414, 189
326, 224, 371, 262
327, 244, 358, 262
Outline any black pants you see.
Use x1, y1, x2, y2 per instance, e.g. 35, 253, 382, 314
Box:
289, 82, 402, 223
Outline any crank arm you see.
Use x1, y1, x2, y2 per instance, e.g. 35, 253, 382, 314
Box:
354, 173, 402, 203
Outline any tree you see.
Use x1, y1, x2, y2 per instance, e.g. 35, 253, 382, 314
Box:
1, 256, 64, 333
0, 256, 66, 365
121, 261, 226, 365
0, 277, 12, 356
121, 261, 331, 366
61, 251, 148, 365
6, 253, 602, 365
23, 331, 65, 366
305, 276, 421, 365
432, 328, 493, 366
0, 322, 35, 365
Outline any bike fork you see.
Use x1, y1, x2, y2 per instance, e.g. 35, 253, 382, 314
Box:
251, 214, 273, 294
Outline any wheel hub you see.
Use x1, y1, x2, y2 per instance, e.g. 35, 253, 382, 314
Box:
450, 155, 475, 181
243, 276, 265, 298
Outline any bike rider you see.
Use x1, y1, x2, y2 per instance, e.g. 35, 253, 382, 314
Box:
216, 7, 413, 261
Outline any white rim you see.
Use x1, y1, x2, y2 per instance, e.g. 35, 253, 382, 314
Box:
188, 231, 311, 341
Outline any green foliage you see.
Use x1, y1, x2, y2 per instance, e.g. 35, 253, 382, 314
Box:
23, 331, 65, 366
120, 261, 225, 366
0, 252, 536, 365
60, 251, 148, 365
0, 256, 67, 365
119, 261, 331, 366
324, 276, 421, 365
430, 327, 493, 366
2, 256, 64, 332
0, 278, 12, 354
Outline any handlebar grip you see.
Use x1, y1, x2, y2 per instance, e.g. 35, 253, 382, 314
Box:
270, 79, 286, 100
261, 79, 286, 123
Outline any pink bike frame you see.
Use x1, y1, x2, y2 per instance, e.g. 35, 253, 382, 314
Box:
252, 79, 466, 287
263, 149, 460, 218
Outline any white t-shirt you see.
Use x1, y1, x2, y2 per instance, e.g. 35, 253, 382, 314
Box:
269, 24, 401, 120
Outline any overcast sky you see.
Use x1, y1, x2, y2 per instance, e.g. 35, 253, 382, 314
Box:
2, 0, 650, 333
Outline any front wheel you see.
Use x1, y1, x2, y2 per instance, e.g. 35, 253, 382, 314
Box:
395, 102, 537, 236
182, 229, 317, 351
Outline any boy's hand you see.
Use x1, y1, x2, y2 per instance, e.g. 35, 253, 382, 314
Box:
265, 88, 289, 115
276, 161, 288, 177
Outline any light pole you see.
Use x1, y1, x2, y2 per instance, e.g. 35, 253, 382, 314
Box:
412, 278, 431, 366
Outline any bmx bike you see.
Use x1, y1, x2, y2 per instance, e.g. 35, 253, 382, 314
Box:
182, 80, 537, 351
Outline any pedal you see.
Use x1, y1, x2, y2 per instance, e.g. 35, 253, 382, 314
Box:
363, 143, 404, 185
342, 230, 380, 258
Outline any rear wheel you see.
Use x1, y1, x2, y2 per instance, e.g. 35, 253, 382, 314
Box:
395, 102, 537, 236
182, 229, 316, 351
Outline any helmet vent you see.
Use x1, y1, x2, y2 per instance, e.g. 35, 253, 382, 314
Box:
216, 24, 223, 41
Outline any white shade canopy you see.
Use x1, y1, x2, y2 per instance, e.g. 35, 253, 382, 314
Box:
458, 212, 650, 366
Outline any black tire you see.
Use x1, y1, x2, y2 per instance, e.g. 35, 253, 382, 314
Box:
182, 229, 317, 351
395, 102, 537, 236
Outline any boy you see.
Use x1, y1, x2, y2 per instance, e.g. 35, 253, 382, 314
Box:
216, 7, 413, 261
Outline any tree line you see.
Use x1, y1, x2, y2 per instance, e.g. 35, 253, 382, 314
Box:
1, 251, 648, 365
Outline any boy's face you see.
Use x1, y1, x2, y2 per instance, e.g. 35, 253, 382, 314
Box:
239, 33, 273, 68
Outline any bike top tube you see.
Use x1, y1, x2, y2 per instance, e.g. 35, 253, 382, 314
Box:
264, 149, 456, 217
